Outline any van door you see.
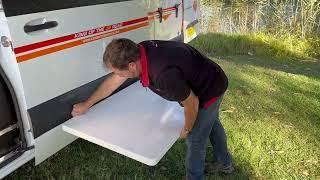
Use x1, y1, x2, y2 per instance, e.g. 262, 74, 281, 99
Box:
153, 0, 183, 41
0, 6, 34, 178
2, 0, 154, 165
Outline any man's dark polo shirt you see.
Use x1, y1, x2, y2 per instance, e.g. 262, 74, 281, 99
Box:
138, 40, 228, 109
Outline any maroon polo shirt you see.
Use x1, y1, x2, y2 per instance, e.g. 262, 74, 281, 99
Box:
138, 40, 228, 109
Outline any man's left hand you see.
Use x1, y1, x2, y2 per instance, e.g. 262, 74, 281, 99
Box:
179, 128, 190, 139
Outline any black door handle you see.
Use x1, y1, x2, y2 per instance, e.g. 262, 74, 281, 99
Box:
158, 8, 163, 23
175, 4, 179, 18
24, 21, 58, 33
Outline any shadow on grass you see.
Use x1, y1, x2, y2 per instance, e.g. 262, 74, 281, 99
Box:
224, 55, 320, 80
5, 139, 256, 179
205, 144, 256, 180
227, 72, 319, 136
190, 33, 320, 79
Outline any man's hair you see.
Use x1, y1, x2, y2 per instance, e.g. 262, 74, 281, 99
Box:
103, 38, 140, 70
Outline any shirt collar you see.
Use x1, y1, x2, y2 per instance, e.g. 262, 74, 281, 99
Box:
139, 44, 149, 87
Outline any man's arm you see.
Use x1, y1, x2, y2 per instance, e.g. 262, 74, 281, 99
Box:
180, 90, 199, 138
71, 73, 127, 117
156, 68, 199, 138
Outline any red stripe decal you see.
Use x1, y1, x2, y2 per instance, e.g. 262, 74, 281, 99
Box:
14, 16, 148, 54
14, 35, 74, 54
16, 22, 149, 63
148, 6, 177, 15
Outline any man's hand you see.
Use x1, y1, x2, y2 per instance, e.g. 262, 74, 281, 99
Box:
71, 102, 90, 117
179, 128, 190, 139
70, 74, 127, 117
180, 90, 199, 139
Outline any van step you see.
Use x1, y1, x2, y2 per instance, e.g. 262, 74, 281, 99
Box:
0, 147, 20, 164
0, 124, 18, 137
0, 143, 21, 162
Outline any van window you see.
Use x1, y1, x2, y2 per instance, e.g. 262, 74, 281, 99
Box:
2, 0, 132, 17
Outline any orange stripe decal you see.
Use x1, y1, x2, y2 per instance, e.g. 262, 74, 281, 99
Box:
16, 5, 178, 63
148, 13, 172, 21
163, 14, 172, 21
16, 22, 149, 63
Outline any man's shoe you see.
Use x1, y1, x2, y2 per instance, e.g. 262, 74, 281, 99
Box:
205, 162, 235, 174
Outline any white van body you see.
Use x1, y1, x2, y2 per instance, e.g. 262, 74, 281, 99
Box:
0, 0, 200, 178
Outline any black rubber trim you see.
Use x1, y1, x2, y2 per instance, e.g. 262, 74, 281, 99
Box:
186, 19, 199, 29
29, 74, 138, 138
2, 0, 132, 17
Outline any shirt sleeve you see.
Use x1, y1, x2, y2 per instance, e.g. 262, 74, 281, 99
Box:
156, 68, 191, 102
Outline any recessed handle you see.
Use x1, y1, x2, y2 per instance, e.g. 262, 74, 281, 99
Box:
24, 21, 58, 33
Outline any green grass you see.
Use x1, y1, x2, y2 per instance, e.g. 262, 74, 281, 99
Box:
6, 33, 320, 179
190, 32, 319, 60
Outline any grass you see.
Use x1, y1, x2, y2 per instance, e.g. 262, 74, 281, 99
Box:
5, 33, 320, 179
190, 33, 319, 60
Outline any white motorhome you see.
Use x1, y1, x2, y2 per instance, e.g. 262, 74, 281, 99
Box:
0, 0, 199, 178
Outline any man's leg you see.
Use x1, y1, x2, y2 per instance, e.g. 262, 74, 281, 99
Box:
185, 98, 224, 180
207, 97, 233, 173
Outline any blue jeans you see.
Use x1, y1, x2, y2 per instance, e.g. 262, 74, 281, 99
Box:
186, 96, 231, 180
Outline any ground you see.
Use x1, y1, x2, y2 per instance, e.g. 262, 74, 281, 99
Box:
5, 34, 320, 179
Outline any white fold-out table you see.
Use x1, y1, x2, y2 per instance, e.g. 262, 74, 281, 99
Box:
62, 82, 184, 166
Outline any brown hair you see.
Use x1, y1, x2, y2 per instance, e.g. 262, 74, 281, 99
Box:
103, 38, 140, 70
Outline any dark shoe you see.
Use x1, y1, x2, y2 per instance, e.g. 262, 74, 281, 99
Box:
205, 162, 234, 174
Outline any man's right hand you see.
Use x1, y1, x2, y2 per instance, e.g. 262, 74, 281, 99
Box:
71, 102, 90, 117
70, 74, 127, 117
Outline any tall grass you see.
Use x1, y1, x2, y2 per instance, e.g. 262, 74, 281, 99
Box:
200, 0, 320, 58
191, 33, 316, 60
